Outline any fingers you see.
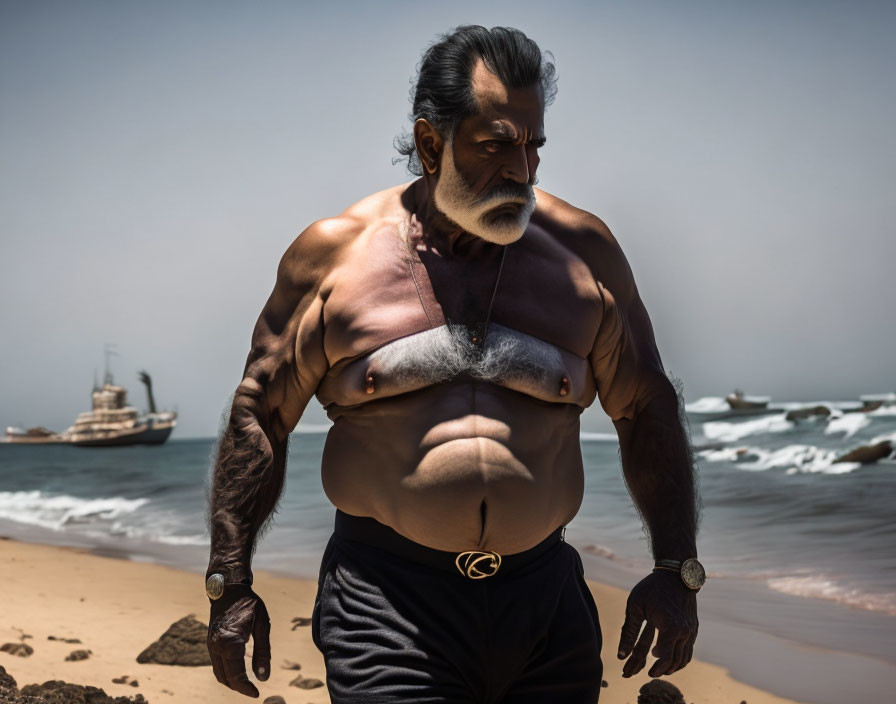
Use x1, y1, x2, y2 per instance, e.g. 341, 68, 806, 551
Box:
210, 651, 227, 686
251, 600, 272, 681
223, 652, 259, 698
648, 627, 680, 678
677, 638, 694, 673
622, 624, 655, 678
617, 600, 644, 660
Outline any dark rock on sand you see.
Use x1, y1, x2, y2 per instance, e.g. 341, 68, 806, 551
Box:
0, 665, 18, 693
281, 659, 302, 670
20, 680, 148, 704
136, 614, 211, 666
1, 642, 33, 657
601, 679, 608, 687
834, 440, 893, 464
291, 616, 312, 630
637, 679, 686, 704
47, 636, 82, 643
263, 697, 287, 704
785, 405, 831, 421
112, 676, 129, 684
289, 674, 324, 689
65, 649, 93, 661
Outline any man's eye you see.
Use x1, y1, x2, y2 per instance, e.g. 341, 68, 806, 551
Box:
482, 141, 501, 153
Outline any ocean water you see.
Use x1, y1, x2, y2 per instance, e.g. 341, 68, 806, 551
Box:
2, 400, 895, 680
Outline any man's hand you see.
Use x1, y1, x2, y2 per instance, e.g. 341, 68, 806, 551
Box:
617, 570, 698, 678
207, 584, 272, 698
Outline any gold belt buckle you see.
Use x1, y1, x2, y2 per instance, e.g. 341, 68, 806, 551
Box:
455, 550, 502, 579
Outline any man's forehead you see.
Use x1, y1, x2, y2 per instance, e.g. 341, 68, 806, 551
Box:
468, 58, 545, 136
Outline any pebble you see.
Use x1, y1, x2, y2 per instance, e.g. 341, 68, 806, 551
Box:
65, 649, 93, 661
264, 697, 287, 704
282, 659, 302, 670
296, 678, 324, 690
0, 643, 33, 657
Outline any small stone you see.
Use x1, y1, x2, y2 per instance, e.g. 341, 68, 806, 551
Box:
1, 642, 33, 657
637, 679, 686, 704
112, 676, 129, 684
65, 638, 83, 644
601, 679, 609, 687
296, 678, 324, 689
264, 697, 287, 704
65, 648, 93, 661
130, 680, 139, 687
291, 616, 312, 626
48, 635, 58, 640
282, 659, 302, 670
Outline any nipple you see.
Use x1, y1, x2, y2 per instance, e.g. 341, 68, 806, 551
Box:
365, 373, 375, 395
559, 376, 570, 396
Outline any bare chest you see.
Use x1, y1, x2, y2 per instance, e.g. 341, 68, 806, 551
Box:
316, 224, 603, 409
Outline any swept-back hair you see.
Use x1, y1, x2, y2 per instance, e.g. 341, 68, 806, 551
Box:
394, 25, 557, 176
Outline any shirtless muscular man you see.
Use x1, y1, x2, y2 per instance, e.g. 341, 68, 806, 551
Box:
205, 25, 702, 703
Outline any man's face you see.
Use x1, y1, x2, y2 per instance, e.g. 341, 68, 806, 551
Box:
433, 60, 546, 245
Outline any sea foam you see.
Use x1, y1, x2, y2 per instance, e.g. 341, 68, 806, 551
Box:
0, 490, 149, 531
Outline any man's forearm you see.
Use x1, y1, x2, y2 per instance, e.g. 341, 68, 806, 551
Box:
206, 392, 288, 581
614, 381, 699, 561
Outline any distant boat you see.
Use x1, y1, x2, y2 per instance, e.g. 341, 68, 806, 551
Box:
2, 355, 177, 447
858, 392, 896, 411
726, 389, 771, 410
686, 391, 781, 422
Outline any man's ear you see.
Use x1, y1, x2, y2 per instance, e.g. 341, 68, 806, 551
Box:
413, 119, 444, 175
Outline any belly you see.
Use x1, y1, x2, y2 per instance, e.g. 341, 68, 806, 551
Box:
320, 381, 586, 554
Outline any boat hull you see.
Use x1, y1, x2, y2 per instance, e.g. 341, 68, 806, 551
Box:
72, 424, 174, 447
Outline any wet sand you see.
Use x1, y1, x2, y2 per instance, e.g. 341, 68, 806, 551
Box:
0, 537, 807, 704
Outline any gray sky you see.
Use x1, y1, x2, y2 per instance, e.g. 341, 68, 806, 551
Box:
1, 0, 894, 438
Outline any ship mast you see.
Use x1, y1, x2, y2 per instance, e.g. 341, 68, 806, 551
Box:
103, 343, 119, 386
139, 371, 157, 414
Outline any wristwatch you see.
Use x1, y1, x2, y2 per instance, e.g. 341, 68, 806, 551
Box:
654, 558, 706, 591
205, 567, 253, 600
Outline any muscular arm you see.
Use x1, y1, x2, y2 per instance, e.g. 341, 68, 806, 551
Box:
205, 221, 339, 584
583, 215, 700, 677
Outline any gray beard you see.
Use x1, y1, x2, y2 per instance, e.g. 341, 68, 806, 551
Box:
433, 141, 535, 245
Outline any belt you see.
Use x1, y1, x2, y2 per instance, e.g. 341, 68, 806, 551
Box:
333, 509, 564, 579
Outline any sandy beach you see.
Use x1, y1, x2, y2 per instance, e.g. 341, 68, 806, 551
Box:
0, 536, 807, 704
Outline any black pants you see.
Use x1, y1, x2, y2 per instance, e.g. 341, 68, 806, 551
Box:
311, 512, 603, 704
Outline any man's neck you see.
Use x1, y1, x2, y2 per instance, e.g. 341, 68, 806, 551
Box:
409, 179, 500, 259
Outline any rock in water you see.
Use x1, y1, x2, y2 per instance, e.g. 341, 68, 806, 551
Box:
785, 405, 831, 421
834, 440, 893, 464
0, 642, 33, 657
637, 679, 686, 704
136, 614, 212, 666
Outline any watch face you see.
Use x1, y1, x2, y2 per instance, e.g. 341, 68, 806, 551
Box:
206, 573, 225, 600
680, 558, 706, 590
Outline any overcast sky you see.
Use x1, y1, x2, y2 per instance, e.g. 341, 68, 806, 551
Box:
1, 0, 894, 438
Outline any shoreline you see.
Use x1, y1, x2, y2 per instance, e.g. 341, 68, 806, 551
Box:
0, 535, 810, 704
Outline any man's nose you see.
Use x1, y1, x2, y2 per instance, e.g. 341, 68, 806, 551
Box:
501, 144, 531, 184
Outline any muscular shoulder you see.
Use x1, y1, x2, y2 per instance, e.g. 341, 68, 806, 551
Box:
279, 184, 409, 291
532, 188, 636, 308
